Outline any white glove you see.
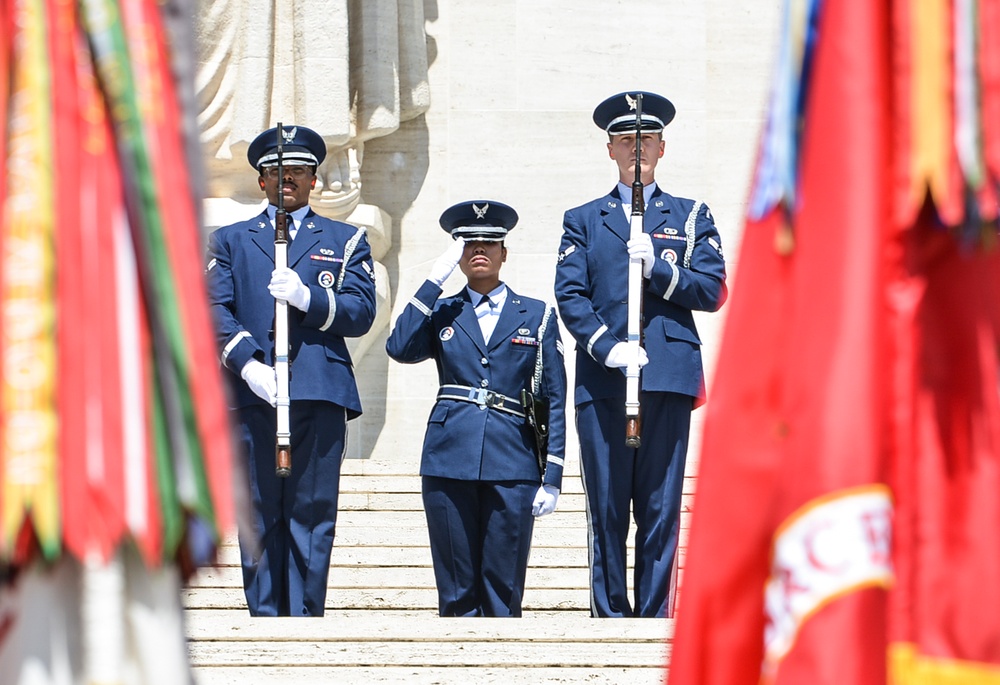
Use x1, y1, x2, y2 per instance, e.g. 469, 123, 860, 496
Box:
268, 267, 311, 311
240, 359, 277, 407
628, 233, 655, 278
532, 484, 560, 517
428, 239, 466, 286
604, 341, 649, 369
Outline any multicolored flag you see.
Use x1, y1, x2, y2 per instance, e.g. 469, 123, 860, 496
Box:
0, 0, 234, 571
669, 0, 1000, 683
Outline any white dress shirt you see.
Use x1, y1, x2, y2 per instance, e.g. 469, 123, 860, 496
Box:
467, 283, 507, 345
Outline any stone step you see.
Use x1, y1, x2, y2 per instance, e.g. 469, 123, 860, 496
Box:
191, 564, 593, 586
213, 543, 600, 568
185, 586, 594, 611
186, 609, 673, 640
186, 455, 687, 683
191, 666, 668, 684
189, 638, 670, 667
187, 610, 672, 684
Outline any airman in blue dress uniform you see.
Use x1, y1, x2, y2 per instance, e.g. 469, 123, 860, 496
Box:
206, 125, 377, 616
554, 92, 728, 617
386, 201, 567, 617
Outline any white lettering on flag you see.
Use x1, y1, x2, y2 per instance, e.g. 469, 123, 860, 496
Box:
763, 485, 893, 672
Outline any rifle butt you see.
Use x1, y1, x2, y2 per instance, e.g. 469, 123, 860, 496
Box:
275, 445, 292, 478
625, 417, 641, 448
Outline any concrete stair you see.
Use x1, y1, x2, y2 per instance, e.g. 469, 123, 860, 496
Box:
184, 454, 690, 684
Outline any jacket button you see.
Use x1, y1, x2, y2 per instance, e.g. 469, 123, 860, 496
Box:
480, 379, 489, 387
481, 357, 489, 366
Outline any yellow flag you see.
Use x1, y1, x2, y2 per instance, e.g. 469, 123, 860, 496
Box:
1, 0, 60, 559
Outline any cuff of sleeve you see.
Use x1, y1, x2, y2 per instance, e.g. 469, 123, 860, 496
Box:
415, 280, 444, 305
302, 285, 337, 330
224, 336, 260, 375
591, 333, 617, 366
542, 456, 564, 489
649, 260, 680, 301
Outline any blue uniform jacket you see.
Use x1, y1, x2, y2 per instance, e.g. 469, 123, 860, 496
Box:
207, 209, 377, 417
555, 186, 728, 407
385, 280, 567, 488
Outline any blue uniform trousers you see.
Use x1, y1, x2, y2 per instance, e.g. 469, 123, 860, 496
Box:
421, 476, 538, 617
577, 392, 692, 618
235, 401, 346, 616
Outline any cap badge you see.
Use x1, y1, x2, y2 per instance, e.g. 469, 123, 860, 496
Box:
282, 126, 298, 143
318, 270, 335, 288
439, 326, 455, 342
473, 203, 489, 219
626, 93, 637, 110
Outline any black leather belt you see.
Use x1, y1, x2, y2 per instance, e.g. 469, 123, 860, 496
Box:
437, 384, 525, 417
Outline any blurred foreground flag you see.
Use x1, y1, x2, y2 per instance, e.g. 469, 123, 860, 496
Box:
0, 0, 234, 682
669, 0, 1000, 684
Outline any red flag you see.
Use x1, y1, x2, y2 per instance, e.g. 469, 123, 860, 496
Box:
669, 0, 895, 682
670, 0, 1000, 681
887, 223, 1000, 678
51, 0, 132, 566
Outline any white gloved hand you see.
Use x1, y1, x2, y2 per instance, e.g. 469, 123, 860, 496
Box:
532, 484, 560, 517
428, 239, 466, 286
604, 341, 649, 369
627, 233, 655, 278
268, 267, 311, 312
240, 359, 277, 407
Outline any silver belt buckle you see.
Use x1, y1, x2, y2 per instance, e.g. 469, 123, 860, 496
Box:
469, 388, 488, 406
